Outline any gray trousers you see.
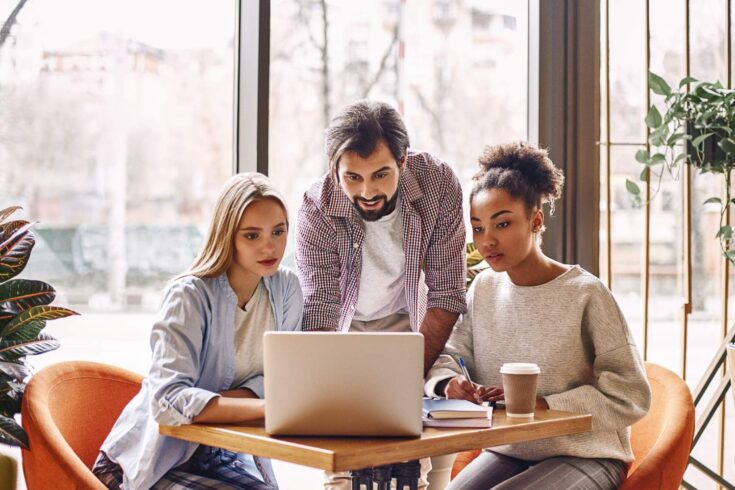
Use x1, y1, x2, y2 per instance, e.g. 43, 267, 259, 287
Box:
447, 451, 627, 490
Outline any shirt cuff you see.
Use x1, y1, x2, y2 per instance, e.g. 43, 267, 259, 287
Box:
424, 369, 458, 398
302, 304, 341, 331
155, 387, 220, 426
426, 294, 467, 315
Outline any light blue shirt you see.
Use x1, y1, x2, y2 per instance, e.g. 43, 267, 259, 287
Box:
99, 268, 303, 490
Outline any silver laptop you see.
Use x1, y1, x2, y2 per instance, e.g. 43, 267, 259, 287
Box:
263, 332, 423, 437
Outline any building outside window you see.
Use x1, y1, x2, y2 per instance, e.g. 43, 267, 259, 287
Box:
0, 0, 235, 377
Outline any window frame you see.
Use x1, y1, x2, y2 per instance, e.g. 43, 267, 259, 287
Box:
238, 0, 599, 271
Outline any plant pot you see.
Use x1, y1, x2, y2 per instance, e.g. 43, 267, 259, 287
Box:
687, 127, 726, 172
0, 451, 17, 490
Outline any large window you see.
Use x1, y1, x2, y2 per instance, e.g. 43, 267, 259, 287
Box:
0, 0, 236, 373
2, 2, 532, 487
600, 0, 734, 486
269, 0, 530, 258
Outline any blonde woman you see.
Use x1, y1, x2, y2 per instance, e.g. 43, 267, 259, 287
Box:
92, 173, 303, 489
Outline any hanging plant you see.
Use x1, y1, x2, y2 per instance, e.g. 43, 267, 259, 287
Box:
628, 72, 735, 263
0, 206, 77, 448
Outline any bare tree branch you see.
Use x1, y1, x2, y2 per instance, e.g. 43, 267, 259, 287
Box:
0, 0, 29, 49
294, 0, 330, 129
411, 85, 445, 151
320, 0, 330, 129
296, 0, 322, 52
361, 24, 399, 99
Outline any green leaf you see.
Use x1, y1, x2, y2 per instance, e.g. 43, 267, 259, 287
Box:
645, 106, 663, 128
0, 415, 28, 449
649, 72, 672, 96
702, 86, 723, 99
716, 225, 733, 239
0, 221, 29, 244
0, 332, 59, 360
0, 208, 21, 226
718, 138, 735, 154
679, 76, 698, 87
626, 179, 641, 195
673, 153, 689, 166
666, 132, 687, 146
0, 280, 55, 314
649, 153, 666, 165
649, 125, 670, 146
0, 223, 35, 282
0, 400, 22, 420
703, 197, 722, 205
640, 168, 649, 182
0, 361, 29, 381
0, 305, 77, 339
635, 149, 650, 163
4, 319, 46, 344
692, 132, 713, 147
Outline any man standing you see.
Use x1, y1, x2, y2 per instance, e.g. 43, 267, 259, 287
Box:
296, 100, 466, 490
296, 99, 466, 375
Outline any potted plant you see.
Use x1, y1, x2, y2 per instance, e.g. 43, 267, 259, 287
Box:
0, 206, 77, 449
627, 71, 735, 262
628, 74, 735, 483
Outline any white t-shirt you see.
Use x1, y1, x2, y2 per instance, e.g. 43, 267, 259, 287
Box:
231, 280, 274, 389
353, 201, 408, 322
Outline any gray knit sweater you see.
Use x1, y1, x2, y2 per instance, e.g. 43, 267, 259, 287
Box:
425, 265, 651, 462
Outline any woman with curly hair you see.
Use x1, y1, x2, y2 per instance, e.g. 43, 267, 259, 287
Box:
426, 142, 651, 489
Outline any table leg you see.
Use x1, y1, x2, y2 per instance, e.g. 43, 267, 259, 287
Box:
350, 467, 373, 490
392, 460, 421, 490
372, 464, 393, 490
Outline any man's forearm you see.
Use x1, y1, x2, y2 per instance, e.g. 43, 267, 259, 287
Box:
419, 308, 459, 375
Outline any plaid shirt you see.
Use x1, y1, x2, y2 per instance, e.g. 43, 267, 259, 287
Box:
296, 151, 467, 331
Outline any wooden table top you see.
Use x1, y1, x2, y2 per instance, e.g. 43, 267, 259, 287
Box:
160, 409, 591, 472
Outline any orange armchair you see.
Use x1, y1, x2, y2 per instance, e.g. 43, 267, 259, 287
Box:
21, 361, 143, 490
451, 362, 695, 490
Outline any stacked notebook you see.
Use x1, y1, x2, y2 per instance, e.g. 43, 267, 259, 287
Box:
422, 398, 493, 428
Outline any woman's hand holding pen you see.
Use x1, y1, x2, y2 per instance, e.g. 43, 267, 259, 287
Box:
445, 356, 504, 404
444, 376, 504, 404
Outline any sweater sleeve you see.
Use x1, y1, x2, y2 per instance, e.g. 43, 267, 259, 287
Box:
424, 280, 476, 397
544, 284, 651, 431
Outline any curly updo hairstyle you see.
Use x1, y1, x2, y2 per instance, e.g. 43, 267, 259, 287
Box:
470, 142, 565, 221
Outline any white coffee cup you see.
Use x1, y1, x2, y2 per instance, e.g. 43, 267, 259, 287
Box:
500, 363, 541, 418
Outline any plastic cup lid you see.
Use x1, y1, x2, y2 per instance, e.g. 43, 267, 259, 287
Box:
500, 363, 540, 375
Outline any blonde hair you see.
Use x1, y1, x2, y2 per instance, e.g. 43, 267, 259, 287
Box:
177, 172, 288, 280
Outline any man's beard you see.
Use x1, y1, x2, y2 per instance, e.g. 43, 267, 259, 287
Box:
353, 191, 399, 221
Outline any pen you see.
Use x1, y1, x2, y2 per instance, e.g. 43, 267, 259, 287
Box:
458, 357, 495, 407
458, 357, 476, 388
